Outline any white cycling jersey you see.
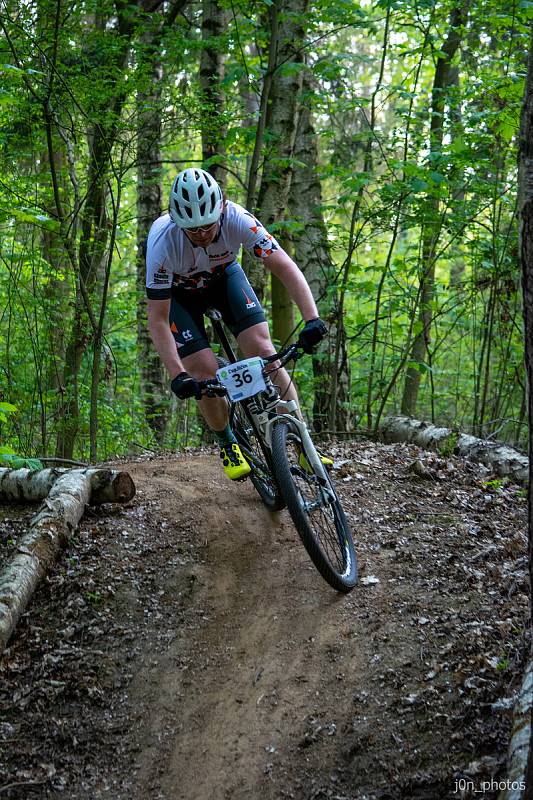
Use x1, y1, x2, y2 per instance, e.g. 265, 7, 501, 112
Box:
146, 200, 280, 298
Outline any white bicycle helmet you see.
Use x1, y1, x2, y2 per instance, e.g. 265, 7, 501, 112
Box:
169, 168, 223, 228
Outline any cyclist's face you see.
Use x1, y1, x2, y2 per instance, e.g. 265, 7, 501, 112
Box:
184, 220, 219, 247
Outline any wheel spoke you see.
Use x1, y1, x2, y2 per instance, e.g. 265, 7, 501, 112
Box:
271, 420, 357, 591
285, 435, 349, 575
232, 403, 284, 511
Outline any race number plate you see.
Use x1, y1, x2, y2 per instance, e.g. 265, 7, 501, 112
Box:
216, 357, 266, 402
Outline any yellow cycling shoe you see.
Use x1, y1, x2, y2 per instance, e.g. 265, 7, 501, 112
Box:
298, 450, 334, 473
219, 443, 251, 481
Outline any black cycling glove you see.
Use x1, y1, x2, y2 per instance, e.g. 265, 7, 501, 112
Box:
297, 318, 328, 354
171, 371, 202, 400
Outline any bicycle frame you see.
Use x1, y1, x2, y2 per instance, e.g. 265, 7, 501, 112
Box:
205, 307, 330, 487
203, 308, 357, 592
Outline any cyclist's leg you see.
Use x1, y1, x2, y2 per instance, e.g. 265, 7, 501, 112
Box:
170, 292, 250, 480
169, 293, 227, 427
216, 264, 302, 411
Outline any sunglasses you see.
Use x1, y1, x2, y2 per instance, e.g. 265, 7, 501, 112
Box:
185, 221, 218, 234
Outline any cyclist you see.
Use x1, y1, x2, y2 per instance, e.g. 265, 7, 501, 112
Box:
146, 167, 328, 481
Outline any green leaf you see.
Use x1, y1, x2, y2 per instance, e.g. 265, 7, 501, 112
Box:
25, 458, 45, 470
411, 179, 429, 193
0, 453, 26, 469
0, 402, 17, 422
0, 451, 44, 469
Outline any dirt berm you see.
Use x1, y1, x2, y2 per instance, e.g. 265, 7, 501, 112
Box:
0, 440, 529, 799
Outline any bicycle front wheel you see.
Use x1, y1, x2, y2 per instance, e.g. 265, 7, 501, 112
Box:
271, 420, 357, 592
231, 401, 285, 512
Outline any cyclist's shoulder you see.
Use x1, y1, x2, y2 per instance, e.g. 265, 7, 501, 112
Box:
146, 214, 185, 272
147, 213, 183, 253
148, 212, 175, 239
224, 202, 269, 240
224, 200, 258, 224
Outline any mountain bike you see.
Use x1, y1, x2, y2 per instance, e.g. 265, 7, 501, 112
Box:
199, 308, 357, 594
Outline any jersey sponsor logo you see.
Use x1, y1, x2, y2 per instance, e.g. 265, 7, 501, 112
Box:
153, 271, 170, 284
209, 249, 230, 261
253, 241, 279, 258
242, 288, 256, 309
174, 262, 229, 291
171, 321, 194, 341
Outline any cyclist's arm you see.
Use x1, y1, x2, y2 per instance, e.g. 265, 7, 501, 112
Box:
147, 298, 184, 380
262, 249, 319, 321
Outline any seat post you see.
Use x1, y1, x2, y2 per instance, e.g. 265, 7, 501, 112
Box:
205, 307, 237, 363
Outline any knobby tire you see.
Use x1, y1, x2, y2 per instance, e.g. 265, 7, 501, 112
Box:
231, 400, 285, 512
271, 420, 357, 593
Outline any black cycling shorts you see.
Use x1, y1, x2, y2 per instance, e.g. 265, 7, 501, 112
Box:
169, 262, 266, 357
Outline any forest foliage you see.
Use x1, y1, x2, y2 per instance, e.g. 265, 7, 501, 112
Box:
0, 0, 531, 461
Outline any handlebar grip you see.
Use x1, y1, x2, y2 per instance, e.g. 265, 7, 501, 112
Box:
198, 379, 227, 398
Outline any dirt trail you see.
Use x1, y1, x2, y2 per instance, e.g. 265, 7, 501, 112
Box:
124, 455, 362, 800
0, 442, 530, 800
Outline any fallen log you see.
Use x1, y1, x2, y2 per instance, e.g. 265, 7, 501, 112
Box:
0, 468, 135, 654
0, 467, 62, 502
0, 467, 135, 504
381, 416, 528, 483
498, 658, 533, 800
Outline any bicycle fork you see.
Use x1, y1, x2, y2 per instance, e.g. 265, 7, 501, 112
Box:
253, 401, 335, 508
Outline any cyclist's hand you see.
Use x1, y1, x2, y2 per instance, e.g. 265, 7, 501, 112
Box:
297, 318, 328, 354
171, 371, 202, 400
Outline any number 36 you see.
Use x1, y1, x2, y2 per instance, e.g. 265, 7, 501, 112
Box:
234, 369, 253, 387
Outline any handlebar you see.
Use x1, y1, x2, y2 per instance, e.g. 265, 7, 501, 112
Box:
197, 342, 304, 398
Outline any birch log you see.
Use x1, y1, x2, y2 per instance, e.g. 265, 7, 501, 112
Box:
0, 467, 135, 504
0, 467, 62, 502
498, 658, 533, 800
381, 416, 528, 483
0, 468, 135, 654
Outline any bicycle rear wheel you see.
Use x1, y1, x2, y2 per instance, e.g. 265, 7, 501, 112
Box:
271, 420, 357, 592
231, 401, 285, 512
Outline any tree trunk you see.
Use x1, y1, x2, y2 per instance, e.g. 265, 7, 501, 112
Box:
498, 661, 533, 800
57, 7, 134, 458
39, 145, 72, 455
517, 21, 533, 798
136, 20, 168, 443
200, 0, 228, 187
447, 65, 467, 288
271, 271, 295, 347
401, 3, 467, 417
288, 72, 351, 433
256, 0, 308, 332
242, 0, 281, 298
